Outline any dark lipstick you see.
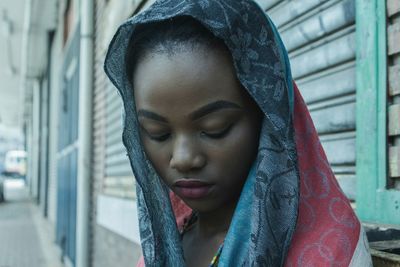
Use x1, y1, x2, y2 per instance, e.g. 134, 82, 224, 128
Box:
174, 180, 213, 199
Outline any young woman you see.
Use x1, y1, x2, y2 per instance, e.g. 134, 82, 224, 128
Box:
104, 0, 372, 266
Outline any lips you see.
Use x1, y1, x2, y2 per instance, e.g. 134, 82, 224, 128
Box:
173, 179, 213, 199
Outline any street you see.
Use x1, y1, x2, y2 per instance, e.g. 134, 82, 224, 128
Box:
0, 178, 63, 267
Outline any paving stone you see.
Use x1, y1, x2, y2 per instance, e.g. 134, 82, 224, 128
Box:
0, 179, 63, 267
0, 201, 46, 267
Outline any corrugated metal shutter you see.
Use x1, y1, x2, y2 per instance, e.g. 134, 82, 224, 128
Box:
92, 0, 107, 204
92, 1, 144, 200
261, 0, 357, 199
387, 0, 400, 189
102, 82, 136, 198
91, 1, 147, 263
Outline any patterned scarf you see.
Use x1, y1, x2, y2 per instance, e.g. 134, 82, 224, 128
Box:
104, 0, 372, 266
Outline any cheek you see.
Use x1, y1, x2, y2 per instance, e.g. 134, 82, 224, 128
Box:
141, 139, 171, 178
226, 119, 260, 155
210, 120, 260, 180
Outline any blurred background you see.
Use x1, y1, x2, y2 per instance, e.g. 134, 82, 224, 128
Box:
0, 0, 399, 267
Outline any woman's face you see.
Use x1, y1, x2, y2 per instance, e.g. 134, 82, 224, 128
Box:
133, 46, 262, 213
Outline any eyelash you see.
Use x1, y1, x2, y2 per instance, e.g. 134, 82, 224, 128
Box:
201, 124, 233, 139
140, 126, 170, 142
148, 133, 170, 142
143, 124, 233, 142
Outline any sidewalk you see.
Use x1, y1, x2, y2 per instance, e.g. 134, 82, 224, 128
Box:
0, 179, 64, 267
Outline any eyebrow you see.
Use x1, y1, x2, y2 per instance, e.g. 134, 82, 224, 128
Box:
189, 100, 241, 120
137, 100, 241, 123
137, 110, 168, 122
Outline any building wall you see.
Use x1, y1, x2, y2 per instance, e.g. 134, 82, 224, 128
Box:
47, 4, 65, 225
92, 225, 142, 267
38, 71, 49, 215
17, 0, 65, 261
30, 79, 41, 200
91, 0, 145, 266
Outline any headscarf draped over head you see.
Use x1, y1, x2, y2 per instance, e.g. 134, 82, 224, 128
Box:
104, 0, 372, 266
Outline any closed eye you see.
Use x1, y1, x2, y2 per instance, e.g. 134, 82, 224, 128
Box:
140, 125, 170, 142
148, 133, 170, 142
201, 124, 233, 139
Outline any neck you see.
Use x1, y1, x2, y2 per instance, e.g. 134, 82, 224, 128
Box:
195, 200, 237, 238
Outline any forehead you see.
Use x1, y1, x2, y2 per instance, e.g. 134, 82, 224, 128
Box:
133, 48, 248, 111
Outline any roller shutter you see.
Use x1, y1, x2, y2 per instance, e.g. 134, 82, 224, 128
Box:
92, 1, 143, 200
260, 0, 357, 199
387, 0, 400, 189
102, 83, 136, 199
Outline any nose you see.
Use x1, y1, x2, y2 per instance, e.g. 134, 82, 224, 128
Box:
169, 136, 206, 172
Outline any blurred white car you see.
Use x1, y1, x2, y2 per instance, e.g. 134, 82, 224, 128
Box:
2, 150, 27, 178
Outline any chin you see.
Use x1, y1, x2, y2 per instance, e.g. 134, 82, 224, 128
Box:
181, 197, 220, 214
